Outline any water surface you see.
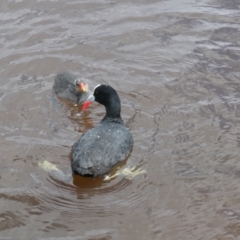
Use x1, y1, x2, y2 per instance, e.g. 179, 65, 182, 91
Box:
0, 0, 240, 239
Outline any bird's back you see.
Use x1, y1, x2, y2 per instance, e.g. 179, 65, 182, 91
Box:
53, 72, 79, 102
72, 122, 133, 177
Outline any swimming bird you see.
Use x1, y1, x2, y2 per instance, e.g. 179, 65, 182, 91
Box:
53, 72, 89, 104
71, 84, 133, 177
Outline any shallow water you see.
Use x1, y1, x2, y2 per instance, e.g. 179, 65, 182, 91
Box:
1, 0, 240, 239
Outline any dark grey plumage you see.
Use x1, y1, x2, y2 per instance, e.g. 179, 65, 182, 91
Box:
71, 85, 133, 177
53, 72, 89, 104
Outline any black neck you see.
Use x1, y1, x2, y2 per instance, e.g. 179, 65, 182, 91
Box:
102, 95, 123, 123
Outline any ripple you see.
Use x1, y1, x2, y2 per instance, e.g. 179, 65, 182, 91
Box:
0, 211, 25, 231
0, 187, 40, 206
26, 163, 143, 219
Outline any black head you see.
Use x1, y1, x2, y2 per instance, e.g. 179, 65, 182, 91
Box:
93, 85, 118, 104
93, 84, 122, 121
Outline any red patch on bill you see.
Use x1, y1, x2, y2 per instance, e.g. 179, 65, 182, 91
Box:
82, 101, 92, 111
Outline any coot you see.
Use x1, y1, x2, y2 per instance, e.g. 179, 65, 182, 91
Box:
53, 72, 89, 104
71, 84, 133, 177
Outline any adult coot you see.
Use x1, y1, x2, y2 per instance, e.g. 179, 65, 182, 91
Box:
71, 84, 133, 177
53, 72, 89, 104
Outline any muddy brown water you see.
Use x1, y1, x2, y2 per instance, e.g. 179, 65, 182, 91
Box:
0, 0, 240, 239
